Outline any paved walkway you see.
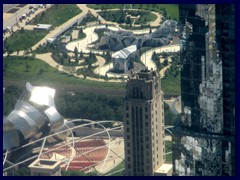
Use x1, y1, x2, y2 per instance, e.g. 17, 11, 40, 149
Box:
71, 30, 79, 40
170, 96, 182, 114
140, 44, 180, 71
159, 64, 171, 78
93, 56, 106, 74
66, 26, 100, 54
95, 137, 124, 174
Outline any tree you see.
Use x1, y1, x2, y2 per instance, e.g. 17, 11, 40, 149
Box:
149, 28, 152, 33
31, 52, 36, 60
161, 52, 168, 58
37, 68, 44, 77
163, 58, 168, 66
162, 8, 167, 19
105, 51, 111, 63
126, 16, 132, 25
25, 63, 31, 72
80, 50, 84, 59
79, 27, 83, 34
151, 51, 157, 61
164, 102, 177, 125
20, 27, 24, 33
11, 167, 30, 176
70, 35, 73, 41
118, 11, 125, 23
4, 63, 8, 71
74, 46, 79, 64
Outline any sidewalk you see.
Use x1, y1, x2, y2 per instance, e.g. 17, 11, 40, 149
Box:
95, 137, 124, 174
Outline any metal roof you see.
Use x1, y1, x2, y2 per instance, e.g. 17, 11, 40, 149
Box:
112, 45, 137, 59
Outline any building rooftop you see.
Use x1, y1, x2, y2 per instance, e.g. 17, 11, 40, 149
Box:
29, 159, 61, 170
34, 24, 52, 30
155, 163, 173, 174
112, 45, 137, 59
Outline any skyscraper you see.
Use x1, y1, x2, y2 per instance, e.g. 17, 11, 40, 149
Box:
124, 69, 166, 176
173, 4, 235, 176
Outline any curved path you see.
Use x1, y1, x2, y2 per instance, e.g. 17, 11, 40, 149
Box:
94, 8, 162, 27
66, 26, 100, 54
140, 44, 180, 72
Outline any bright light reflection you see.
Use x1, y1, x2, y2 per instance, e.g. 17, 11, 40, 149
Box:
30, 87, 55, 106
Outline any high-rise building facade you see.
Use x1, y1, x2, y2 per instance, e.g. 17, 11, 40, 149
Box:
173, 4, 235, 176
124, 69, 165, 176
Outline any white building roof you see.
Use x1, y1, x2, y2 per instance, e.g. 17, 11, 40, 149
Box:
112, 45, 137, 59
155, 163, 173, 174
34, 24, 52, 30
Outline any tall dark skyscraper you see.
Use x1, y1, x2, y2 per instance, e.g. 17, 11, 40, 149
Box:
173, 4, 235, 176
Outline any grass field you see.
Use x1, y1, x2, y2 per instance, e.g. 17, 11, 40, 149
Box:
161, 73, 181, 95
4, 30, 48, 52
3, 56, 124, 90
29, 4, 82, 28
87, 4, 179, 20
165, 141, 173, 163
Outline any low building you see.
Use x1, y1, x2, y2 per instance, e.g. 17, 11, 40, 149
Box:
34, 24, 52, 30
154, 163, 173, 176
28, 159, 61, 176
112, 45, 137, 73
46, 37, 56, 44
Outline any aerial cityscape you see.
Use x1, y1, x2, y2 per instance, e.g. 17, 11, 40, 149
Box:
3, 4, 235, 176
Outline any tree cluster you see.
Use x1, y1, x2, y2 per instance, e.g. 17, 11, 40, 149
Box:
3, 85, 24, 116
168, 55, 181, 77
151, 51, 161, 69
55, 92, 123, 122
3, 86, 124, 123
164, 102, 177, 126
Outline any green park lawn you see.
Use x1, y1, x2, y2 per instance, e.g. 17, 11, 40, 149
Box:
29, 4, 82, 28
3, 56, 124, 90
4, 30, 48, 52
161, 73, 181, 95
87, 4, 179, 20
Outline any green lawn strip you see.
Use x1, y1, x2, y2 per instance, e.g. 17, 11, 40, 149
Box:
161, 73, 181, 95
3, 56, 124, 90
103, 160, 125, 176
29, 4, 82, 28
4, 30, 48, 52
165, 141, 173, 163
